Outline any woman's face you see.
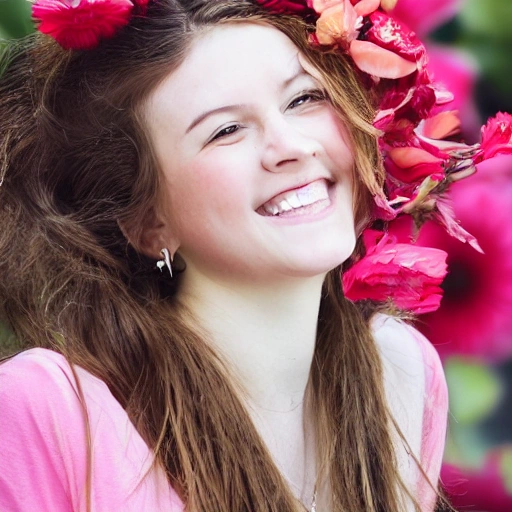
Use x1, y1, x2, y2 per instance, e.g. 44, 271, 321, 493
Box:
145, 23, 356, 284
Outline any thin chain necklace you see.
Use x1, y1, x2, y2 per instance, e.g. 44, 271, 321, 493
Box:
310, 488, 317, 512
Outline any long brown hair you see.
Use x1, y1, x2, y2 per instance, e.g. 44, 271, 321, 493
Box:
0, 1, 438, 510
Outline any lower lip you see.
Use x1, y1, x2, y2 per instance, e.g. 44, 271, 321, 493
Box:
258, 182, 337, 225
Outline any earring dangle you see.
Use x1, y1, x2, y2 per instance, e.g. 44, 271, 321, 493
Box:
156, 248, 173, 278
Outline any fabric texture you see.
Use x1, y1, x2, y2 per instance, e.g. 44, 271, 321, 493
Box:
0, 348, 183, 512
0, 319, 448, 511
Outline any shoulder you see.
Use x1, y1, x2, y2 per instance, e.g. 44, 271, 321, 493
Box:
0, 347, 114, 424
0, 348, 182, 511
0, 349, 90, 510
370, 313, 447, 404
370, 314, 448, 508
0, 347, 87, 418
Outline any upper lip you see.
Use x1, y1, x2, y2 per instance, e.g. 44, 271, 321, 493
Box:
257, 176, 333, 209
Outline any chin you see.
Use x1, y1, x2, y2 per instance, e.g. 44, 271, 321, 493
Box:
282, 241, 356, 279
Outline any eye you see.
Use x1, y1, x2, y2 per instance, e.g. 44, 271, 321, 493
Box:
287, 89, 327, 110
209, 124, 241, 143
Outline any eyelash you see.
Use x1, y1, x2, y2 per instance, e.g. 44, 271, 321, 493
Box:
287, 88, 327, 109
208, 89, 327, 143
210, 124, 241, 142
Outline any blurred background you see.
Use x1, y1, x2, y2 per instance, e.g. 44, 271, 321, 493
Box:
1, 0, 512, 510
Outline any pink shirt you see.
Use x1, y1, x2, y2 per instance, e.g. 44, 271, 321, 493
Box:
0, 318, 447, 511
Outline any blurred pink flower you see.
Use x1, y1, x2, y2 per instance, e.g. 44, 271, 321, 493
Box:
426, 45, 481, 140
342, 229, 448, 314
389, 155, 512, 360
442, 451, 512, 511
391, 0, 463, 37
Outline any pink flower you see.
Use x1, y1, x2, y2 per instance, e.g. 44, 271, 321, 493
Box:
348, 11, 424, 79
342, 229, 448, 314
254, 0, 312, 14
365, 11, 426, 64
32, 0, 134, 50
480, 112, 512, 160
389, 0, 480, 139
427, 45, 481, 141
443, 451, 512, 511
390, 0, 463, 38
388, 156, 512, 360
374, 80, 438, 138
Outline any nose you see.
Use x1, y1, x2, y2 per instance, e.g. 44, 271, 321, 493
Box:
260, 114, 322, 173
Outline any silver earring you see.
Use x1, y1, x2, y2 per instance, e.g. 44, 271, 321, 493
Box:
156, 248, 173, 277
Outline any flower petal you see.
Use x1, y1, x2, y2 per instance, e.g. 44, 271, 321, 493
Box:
343, 229, 448, 314
422, 111, 462, 140
350, 40, 417, 78
33, 0, 134, 50
390, 0, 463, 37
389, 147, 443, 167
353, 0, 380, 17
315, 1, 360, 47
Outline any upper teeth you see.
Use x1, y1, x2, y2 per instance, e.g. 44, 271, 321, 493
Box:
262, 180, 330, 216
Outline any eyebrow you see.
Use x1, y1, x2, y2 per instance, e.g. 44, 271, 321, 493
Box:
185, 68, 309, 134
186, 104, 243, 134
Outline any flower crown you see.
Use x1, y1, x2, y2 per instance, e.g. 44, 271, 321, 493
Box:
30, 0, 512, 313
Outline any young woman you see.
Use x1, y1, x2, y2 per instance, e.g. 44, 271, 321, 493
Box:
1, 0, 490, 510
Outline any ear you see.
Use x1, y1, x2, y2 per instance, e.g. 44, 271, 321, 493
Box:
118, 207, 180, 261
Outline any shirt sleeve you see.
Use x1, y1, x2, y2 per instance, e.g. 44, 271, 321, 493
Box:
0, 348, 89, 512
0, 348, 184, 512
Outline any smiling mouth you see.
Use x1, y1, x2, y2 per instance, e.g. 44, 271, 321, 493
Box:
257, 179, 332, 217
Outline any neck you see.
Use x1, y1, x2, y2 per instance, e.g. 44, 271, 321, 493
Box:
180, 272, 325, 412
179, 271, 326, 507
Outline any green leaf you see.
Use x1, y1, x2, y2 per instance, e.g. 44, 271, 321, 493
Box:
0, 0, 34, 40
444, 357, 502, 425
444, 421, 490, 469
460, 0, 512, 41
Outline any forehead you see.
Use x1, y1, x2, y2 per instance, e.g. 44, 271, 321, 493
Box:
146, 23, 304, 126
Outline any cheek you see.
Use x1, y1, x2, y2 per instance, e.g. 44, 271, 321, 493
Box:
165, 154, 251, 234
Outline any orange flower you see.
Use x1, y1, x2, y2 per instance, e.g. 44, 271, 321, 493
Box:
314, 0, 361, 47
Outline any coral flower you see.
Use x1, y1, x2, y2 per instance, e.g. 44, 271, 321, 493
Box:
32, 0, 134, 50
342, 229, 448, 314
314, 0, 360, 47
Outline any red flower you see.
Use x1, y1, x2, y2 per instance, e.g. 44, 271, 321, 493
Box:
342, 229, 448, 314
32, 0, 134, 50
480, 112, 512, 160
366, 11, 426, 64
254, 0, 312, 14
